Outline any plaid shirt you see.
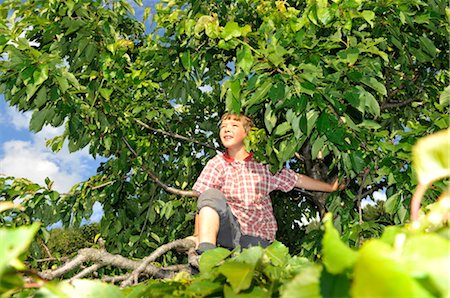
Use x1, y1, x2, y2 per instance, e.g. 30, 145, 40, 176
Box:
193, 152, 298, 241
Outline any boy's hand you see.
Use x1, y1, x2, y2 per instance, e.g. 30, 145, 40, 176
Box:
331, 179, 346, 192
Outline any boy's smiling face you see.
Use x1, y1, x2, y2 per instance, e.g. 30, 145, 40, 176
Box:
219, 119, 247, 150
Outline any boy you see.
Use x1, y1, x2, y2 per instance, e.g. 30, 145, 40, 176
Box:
190, 113, 341, 253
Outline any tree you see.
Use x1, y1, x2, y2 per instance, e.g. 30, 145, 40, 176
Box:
0, 0, 448, 265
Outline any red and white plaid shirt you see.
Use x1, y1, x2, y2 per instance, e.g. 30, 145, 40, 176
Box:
193, 152, 298, 241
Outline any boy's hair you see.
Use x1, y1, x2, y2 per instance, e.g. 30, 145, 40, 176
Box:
220, 113, 254, 133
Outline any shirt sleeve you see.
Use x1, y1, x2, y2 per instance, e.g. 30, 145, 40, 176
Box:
192, 156, 224, 193
270, 168, 298, 193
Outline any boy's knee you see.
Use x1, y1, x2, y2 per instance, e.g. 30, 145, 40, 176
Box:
197, 189, 227, 214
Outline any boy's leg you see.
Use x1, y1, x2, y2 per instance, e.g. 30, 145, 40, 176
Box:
198, 206, 220, 245
196, 189, 240, 252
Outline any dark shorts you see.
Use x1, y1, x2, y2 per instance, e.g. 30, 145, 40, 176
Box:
197, 188, 271, 249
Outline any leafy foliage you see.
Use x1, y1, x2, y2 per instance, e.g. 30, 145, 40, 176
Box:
0, 0, 448, 281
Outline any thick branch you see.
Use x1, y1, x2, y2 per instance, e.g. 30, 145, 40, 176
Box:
380, 98, 416, 110
121, 238, 196, 287
70, 263, 104, 281
360, 180, 388, 199
38, 238, 197, 282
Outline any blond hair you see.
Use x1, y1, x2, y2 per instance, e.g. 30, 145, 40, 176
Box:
220, 113, 254, 133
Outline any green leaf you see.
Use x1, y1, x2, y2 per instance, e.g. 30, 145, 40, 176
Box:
205, 19, 220, 38
351, 240, 433, 297
320, 269, 351, 298
264, 105, 277, 134
316, 6, 332, 25
358, 120, 381, 130
219, 260, 254, 293
29, 108, 52, 132
337, 48, 359, 65
33, 65, 49, 86
180, 51, 191, 70
350, 151, 365, 173
244, 80, 272, 109
234, 246, 264, 267
439, 85, 450, 109
403, 234, 450, 296
100, 88, 113, 101
281, 265, 322, 298
55, 76, 69, 93
37, 279, 124, 298
358, 86, 380, 117
199, 247, 232, 273
221, 21, 241, 41
0, 223, 40, 279
35, 85, 48, 108
268, 82, 285, 102
224, 285, 270, 298
361, 10, 375, 27
322, 213, 358, 274
237, 45, 254, 74
273, 122, 291, 136
305, 110, 318, 137
186, 280, 222, 297
419, 35, 437, 58
311, 136, 326, 160
265, 241, 289, 266
194, 15, 213, 36
360, 77, 387, 96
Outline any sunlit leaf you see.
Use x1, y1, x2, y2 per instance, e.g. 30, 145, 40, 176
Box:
265, 241, 289, 267
412, 128, 450, 185
199, 248, 232, 273
0, 223, 40, 279
322, 213, 357, 274
219, 260, 254, 293
37, 279, 124, 298
281, 265, 322, 298
352, 240, 433, 297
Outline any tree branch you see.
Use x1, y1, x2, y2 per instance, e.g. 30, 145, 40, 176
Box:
355, 168, 370, 224
38, 238, 197, 283
380, 97, 416, 110
135, 119, 216, 150
121, 238, 196, 287
70, 263, 104, 281
121, 137, 199, 197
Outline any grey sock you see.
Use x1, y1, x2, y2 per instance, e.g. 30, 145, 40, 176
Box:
197, 242, 216, 254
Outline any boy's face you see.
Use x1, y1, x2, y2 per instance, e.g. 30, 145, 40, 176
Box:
219, 119, 247, 150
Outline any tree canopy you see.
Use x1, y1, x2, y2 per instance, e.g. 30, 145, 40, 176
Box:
0, 0, 448, 267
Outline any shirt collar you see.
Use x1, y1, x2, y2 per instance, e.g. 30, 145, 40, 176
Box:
223, 151, 253, 162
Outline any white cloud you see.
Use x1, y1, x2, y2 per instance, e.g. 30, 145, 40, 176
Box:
1, 106, 99, 193
0, 140, 86, 192
373, 188, 387, 201
6, 106, 32, 130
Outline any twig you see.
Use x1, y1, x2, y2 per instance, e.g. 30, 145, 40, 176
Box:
135, 119, 216, 150
91, 180, 115, 190
356, 168, 370, 224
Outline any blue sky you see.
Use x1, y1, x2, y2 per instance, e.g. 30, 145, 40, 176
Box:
0, 1, 160, 222
0, 1, 158, 193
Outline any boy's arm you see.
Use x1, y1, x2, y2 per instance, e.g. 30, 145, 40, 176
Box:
295, 174, 341, 192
